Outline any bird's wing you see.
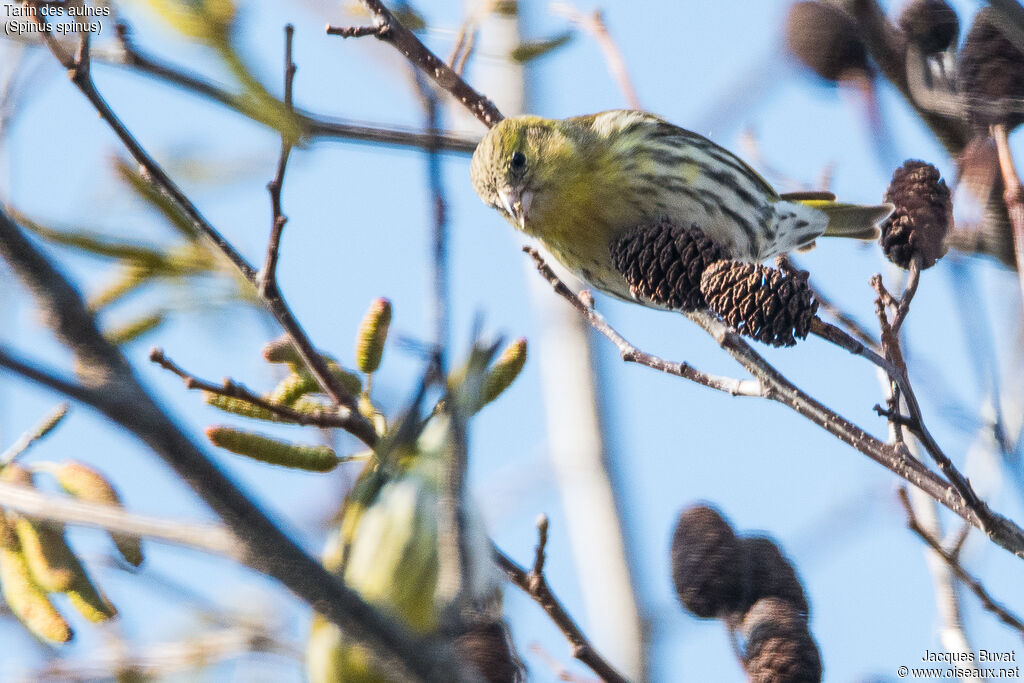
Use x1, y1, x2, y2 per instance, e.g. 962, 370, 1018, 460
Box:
609, 111, 781, 200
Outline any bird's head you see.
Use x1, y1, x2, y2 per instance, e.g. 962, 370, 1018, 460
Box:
470, 115, 576, 234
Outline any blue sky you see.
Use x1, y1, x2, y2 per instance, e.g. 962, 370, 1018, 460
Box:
2, 1, 1024, 681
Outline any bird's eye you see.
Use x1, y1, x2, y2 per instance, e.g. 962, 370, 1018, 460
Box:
509, 151, 527, 173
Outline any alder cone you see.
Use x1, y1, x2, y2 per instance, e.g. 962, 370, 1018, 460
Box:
880, 160, 951, 269
741, 598, 822, 683
898, 0, 959, 54
610, 219, 727, 311
785, 1, 869, 82
699, 260, 818, 347
958, 7, 1024, 129
670, 505, 745, 618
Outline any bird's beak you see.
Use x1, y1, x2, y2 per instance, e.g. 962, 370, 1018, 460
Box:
498, 187, 534, 231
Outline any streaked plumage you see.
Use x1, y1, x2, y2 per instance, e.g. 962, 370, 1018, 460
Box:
470, 110, 891, 301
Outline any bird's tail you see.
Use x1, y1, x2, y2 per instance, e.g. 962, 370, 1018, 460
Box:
798, 199, 893, 240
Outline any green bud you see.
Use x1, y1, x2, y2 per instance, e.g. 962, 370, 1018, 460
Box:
143, 0, 236, 44
355, 299, 392, 374
511, 31, 574, 63
89, 266, 151, 311
104, 312, 165, 345
206, 426, 339, 472
481, 338, 527, 406
262, 335, 303, 365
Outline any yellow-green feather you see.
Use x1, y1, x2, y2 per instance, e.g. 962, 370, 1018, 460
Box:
796, 200, 892, 240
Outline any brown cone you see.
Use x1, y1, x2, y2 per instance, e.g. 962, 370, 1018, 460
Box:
610, 219, 727, 311
740, 598, 822, 683
958, 8, 1024, 129
881, 160, 952, 269
785, 2, 870, 82
737, 537, 809, 618
453, 621, 524, 683
898, 0, 959, 54
670, 505, 745, 618
699, 261, 818, 347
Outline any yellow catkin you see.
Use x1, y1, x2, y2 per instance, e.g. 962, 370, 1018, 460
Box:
0, 465, 80, 591
267, 372, 319, 405
65, 572, 117, 623
55, 463, 143, 567
203, 393, 278, 421
0, 515, 72, 643
205, 426, 339, 472
481, 338, 528, 406
13, 518, 79, 593
355, 298, 392, 374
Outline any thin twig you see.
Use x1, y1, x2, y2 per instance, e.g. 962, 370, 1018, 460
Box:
523, 247, 1024, 559
148, 348, 356, 429
0, 402, 69, 464
0, 479, 244, 561
327, 0, 504, 129
869, 274, 998, 536
35, 625, 301, 682
447, 11, 480, 76
532, 513, 549, 576
260, 24, 297, 299
112, 24, 479, 153
550, 4, 640, 109
494, 525, 630, 683
0, 109, 469, 683
992, 123, 1024, 319
29, 18, 375, 445
523, 247, 763, 397
899, 488, 1024, 638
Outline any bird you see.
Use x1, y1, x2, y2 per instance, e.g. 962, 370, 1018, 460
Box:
470, 109, 892, 303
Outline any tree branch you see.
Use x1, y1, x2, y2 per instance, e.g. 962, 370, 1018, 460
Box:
494, 519, 630, 683
0, 480, 244, 562
259, 24, 297, 300
30, 23, 376, 446
97, 24, 480, 154
148, 347, 356, 429
899, 488, 1024, 638
523, 248, 1024, 559
327, 0, 504, 129
992, 122, 1024, 319
0, 163, 469, 683
524, 247, 763, 397
0, 402, 69, 465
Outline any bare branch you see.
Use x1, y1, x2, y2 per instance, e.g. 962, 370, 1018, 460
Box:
148, 348, 357, 429
28, 19, 375, 444
0, 480, 244, 561
524, 247, 763, 397
260, 24, 297, 300
494, 532, 629, 683
899, 489, 1024, 638
550, 4, 640, 109
327, 0, 504, 128
111, 25, 479, 152
992, 123, 1024, 319
523, 247, 1024, 559
0, 147, 468, 683
0, 402, 69, 465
